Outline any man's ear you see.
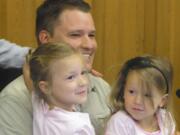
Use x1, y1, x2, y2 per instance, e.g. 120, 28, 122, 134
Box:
39, 30, 51, 44
39, 81, 51, 95
159, 94, 168, 108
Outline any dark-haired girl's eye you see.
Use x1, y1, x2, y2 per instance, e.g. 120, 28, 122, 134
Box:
144, 93, 151, 98
129, 89, 136, 95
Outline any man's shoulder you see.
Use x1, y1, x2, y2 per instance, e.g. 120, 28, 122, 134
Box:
87, 74, 111, 100
88, 74, 111, 91
0, 75, 32, 115
0, 75, 29, 98
0, 75, 32, 135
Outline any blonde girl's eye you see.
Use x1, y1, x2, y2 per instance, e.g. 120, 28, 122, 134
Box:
66, 74, 76, 80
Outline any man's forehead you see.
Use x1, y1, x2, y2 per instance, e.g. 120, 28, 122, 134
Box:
51, 9, 96, 35
58, 9, 93, 24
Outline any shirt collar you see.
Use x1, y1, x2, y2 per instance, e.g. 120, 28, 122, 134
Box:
87, 73, 96, 93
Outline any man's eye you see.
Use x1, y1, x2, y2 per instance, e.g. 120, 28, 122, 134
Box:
70, 33, 81, 37
89, 33, 95, 38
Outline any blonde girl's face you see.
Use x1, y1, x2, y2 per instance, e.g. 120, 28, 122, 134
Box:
39, 54, 89, 111
124, 70, 166, 124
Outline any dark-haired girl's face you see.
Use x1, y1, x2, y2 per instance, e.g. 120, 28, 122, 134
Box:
123, 70, 166, 128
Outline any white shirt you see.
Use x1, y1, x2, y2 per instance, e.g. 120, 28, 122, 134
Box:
32, 93, 95, 135
105, 110, 175, 135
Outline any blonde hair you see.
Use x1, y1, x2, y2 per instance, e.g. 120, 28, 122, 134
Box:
29, 42, 79, 100
110, 55, 173, 113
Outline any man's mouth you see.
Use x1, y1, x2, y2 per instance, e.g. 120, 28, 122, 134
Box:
82, 54, 91, 62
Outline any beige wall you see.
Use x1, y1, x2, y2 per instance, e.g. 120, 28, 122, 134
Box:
0, 0, 179, 130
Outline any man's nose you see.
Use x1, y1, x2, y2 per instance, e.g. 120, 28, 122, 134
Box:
81, 35, 94, 49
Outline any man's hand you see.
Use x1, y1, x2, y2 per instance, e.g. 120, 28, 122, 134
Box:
90, 69, 103, 77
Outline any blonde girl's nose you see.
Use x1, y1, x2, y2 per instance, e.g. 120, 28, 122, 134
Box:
79, 75, 88, 86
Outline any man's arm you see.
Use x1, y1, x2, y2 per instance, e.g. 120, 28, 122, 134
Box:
0, 97, 32, 135
0, 76, 33, 135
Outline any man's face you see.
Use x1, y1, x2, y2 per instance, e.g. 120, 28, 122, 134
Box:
46, 9, 97, 69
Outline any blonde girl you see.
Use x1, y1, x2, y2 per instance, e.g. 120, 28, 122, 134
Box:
29, 43, 95, 135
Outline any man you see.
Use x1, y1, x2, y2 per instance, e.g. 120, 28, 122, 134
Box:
0, 0, 111, 135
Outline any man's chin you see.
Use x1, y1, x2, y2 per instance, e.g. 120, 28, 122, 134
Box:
82, 54, 94, 69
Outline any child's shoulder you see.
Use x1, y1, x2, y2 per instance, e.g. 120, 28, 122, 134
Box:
112, 110, 131, 119
108, 110, 134, 126
105, 110, 135, 134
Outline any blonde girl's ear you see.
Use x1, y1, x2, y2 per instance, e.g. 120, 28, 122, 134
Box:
38, 81, 51, 95
159, 94, 169, 108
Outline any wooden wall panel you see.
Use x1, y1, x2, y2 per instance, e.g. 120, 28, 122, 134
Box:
91, 0, 105, 78
0, 0, 7, 37
136, 0, 145, 54
92, 0, 144, 84
0, 0, 42, 47
170, 0, 180, 130
143, 0, 157, 54
156, 0, 170, 56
